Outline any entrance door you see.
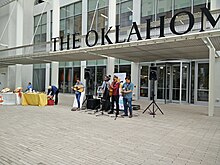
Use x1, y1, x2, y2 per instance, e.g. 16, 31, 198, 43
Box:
171, 63, 189, 102
150, 62, 189, 103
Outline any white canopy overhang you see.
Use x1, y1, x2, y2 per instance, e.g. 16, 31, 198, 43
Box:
0, 30, 220, 68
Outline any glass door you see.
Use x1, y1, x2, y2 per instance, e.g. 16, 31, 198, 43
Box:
157, 65, 166, 100
171, 63, 189, 102
172, 65, 180, 101
140, 65, 149, 97
141, 62, 190, 103
195, 62, 209, 103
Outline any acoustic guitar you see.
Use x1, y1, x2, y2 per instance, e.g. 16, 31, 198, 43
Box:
109, 86, 113, 97
72, 85, 84, 93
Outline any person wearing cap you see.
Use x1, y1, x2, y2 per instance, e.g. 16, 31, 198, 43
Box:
47, 85, 59, 105
121, 76, 134, 118
101, 75, 111, 111
108, 75, 120, 115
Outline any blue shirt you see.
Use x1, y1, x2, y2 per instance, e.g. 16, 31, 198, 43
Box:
48, 86, 58, 96
27, 84, 32, 90
122, 82, 134, 99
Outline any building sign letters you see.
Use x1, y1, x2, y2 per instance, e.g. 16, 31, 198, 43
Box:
52, 7, 220, 51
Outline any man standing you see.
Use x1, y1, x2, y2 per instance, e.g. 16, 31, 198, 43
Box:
47, 85, 59, 105
121, 76, 134, 118
101, 75, 111, 111
108, 75, 120, 115
72, 78, 84, 110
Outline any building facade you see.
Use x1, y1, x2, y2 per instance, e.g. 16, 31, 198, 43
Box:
0, 0, 220, 116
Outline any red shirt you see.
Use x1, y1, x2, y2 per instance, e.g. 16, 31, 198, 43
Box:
111, 82, 120, 96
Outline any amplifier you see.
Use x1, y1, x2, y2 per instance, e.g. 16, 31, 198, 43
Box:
87, 99, 100, 110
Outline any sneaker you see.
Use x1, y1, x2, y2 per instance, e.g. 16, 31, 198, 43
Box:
121, 114, 128, 117
71, 108, 77, 111
129, 115, 133, 118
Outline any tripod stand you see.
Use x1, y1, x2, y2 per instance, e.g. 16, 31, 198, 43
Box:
143, 80, 164, 118
94, 97, 109, 117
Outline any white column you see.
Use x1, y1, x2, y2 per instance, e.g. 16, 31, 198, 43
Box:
46, 10, 51, 51
51, 62, 59, 88
179, 62, 182, 104
133, 0, 141, 24
82, 0, 88, 35
15, 64, 22, 88
107, 57, 115, 76
16, 0, 23, 47
131, 62, 140, 100
208, 47, 215, 116
52, 0, 60, 50
45, 63, 50, 92
109, 0, 116, 28
81, 61, 87, 86
107, 0, 117, 77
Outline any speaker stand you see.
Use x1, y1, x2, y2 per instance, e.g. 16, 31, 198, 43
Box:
143, 80, 164, 118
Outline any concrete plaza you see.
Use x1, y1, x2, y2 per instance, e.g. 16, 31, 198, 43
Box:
0, 100, 220, 165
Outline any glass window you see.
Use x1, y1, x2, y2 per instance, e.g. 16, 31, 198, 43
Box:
119, 59, 131, 64
141, 0, 155, 23
117, 0, 133, 27
73, 67, 81, 83
34, 15, 40, 27
75, 2, 82, 15
140, 66, 149, 97
60, 1, 82, 37
87, 60, 96, 66
97, 59, 107, 65
34, 13, 47, 52
174, 0, 191, 14
197, 63, 209, 101
60, 7, 66, 19
119, 65, 131, 75
59, 62, 65, 67
59, 68, 64, 91
87, 0, 109, 31
64, 68, 72, 93
66, 4, 74, 17
97, 66, 106, 87
157, 0, 172, 19
33, 68, 46, 92
73, 61, 81, 67
194, 0, 210, 13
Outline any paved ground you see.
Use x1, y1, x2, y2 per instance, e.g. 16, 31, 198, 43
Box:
0, 101, 220, 165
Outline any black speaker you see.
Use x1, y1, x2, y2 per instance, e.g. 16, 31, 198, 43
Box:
86, 94, 93, 99
84, 68, 91, 79
87, 99, 100, 109
149, 66, 157, 80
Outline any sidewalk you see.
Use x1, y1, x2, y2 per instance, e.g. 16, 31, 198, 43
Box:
0, 102, 220, 165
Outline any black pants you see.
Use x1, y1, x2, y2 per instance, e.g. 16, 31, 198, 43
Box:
54, 90, 59, 105
111, 95, 119, 114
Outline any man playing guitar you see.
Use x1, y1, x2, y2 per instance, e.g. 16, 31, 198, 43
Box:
71, 78, 84, 110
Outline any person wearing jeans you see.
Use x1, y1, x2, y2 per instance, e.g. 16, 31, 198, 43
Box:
72, 78, 84, 110
109, 75, 120, 115
121, 76, 134, 118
